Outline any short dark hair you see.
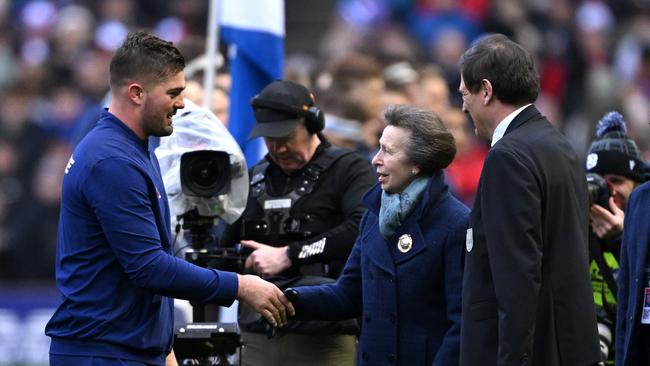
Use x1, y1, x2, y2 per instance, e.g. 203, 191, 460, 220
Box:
109, 30, 185, 89
384, 104, 456, 175
459, 33, 539, 106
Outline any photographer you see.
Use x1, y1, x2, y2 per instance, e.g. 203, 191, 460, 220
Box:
220, 80, 375, 366
585, 111, 646, 364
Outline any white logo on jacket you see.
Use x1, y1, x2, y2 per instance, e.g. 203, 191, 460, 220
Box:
298, 238, 326, 259
64, 155, 75, 174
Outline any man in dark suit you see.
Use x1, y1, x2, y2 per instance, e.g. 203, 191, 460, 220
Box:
458, 33, 602, 366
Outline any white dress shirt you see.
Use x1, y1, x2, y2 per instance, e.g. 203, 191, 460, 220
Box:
491, 104, 532, 147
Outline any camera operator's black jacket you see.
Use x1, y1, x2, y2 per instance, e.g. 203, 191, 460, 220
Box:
221, 134, 375, 279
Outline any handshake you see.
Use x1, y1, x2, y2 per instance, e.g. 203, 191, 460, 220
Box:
236, 274, 298, 327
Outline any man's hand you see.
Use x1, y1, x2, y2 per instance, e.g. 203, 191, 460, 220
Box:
590, 197, 624, 239
237, 274, 295, 327
165, 349, 178, 366
241, 240, 292, 277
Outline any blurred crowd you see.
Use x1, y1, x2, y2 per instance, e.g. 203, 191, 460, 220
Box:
0, 0, 648, 282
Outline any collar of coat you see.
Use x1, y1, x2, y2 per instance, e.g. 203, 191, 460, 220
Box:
503, 104, 541, 136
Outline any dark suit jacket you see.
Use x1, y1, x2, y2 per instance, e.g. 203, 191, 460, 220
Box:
460, 105, 601, 366
293, 171, 469, 365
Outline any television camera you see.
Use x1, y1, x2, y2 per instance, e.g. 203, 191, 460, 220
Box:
156, 99, 249, 365
177, 149, 247, 274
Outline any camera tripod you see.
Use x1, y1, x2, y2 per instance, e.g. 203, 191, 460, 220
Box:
174, 322, 241, 366
174, 210, 244, 366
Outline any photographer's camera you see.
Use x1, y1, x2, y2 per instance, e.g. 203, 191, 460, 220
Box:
586, 172, 610, 208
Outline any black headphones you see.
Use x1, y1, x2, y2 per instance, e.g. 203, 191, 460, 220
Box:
250, 97, 325, 134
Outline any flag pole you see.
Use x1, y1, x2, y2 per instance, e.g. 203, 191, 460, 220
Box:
203, 0, 219, 112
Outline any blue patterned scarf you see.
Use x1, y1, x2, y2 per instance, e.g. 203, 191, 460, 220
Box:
378, 176, 429, 239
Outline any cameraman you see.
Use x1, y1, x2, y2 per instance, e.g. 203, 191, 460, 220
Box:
221, 80, 375, 366
585, 111, 646, 365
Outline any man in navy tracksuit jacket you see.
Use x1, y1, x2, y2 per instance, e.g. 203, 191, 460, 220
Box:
45, 31, 292, 366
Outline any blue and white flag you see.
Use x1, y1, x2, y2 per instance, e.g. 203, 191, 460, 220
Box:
220, 0, 285, 166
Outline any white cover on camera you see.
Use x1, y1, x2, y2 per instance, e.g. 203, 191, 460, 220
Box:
156, 98, 248, 224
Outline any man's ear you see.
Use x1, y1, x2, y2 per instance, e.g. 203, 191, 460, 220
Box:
128, 84, 144, 104
481, 79, 493, 104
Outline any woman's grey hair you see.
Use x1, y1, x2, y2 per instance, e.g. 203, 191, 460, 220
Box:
383, 104, 456, 175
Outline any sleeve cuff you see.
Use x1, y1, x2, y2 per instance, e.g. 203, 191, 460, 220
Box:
287, 242, 303, 263
209, 269, 239, 307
